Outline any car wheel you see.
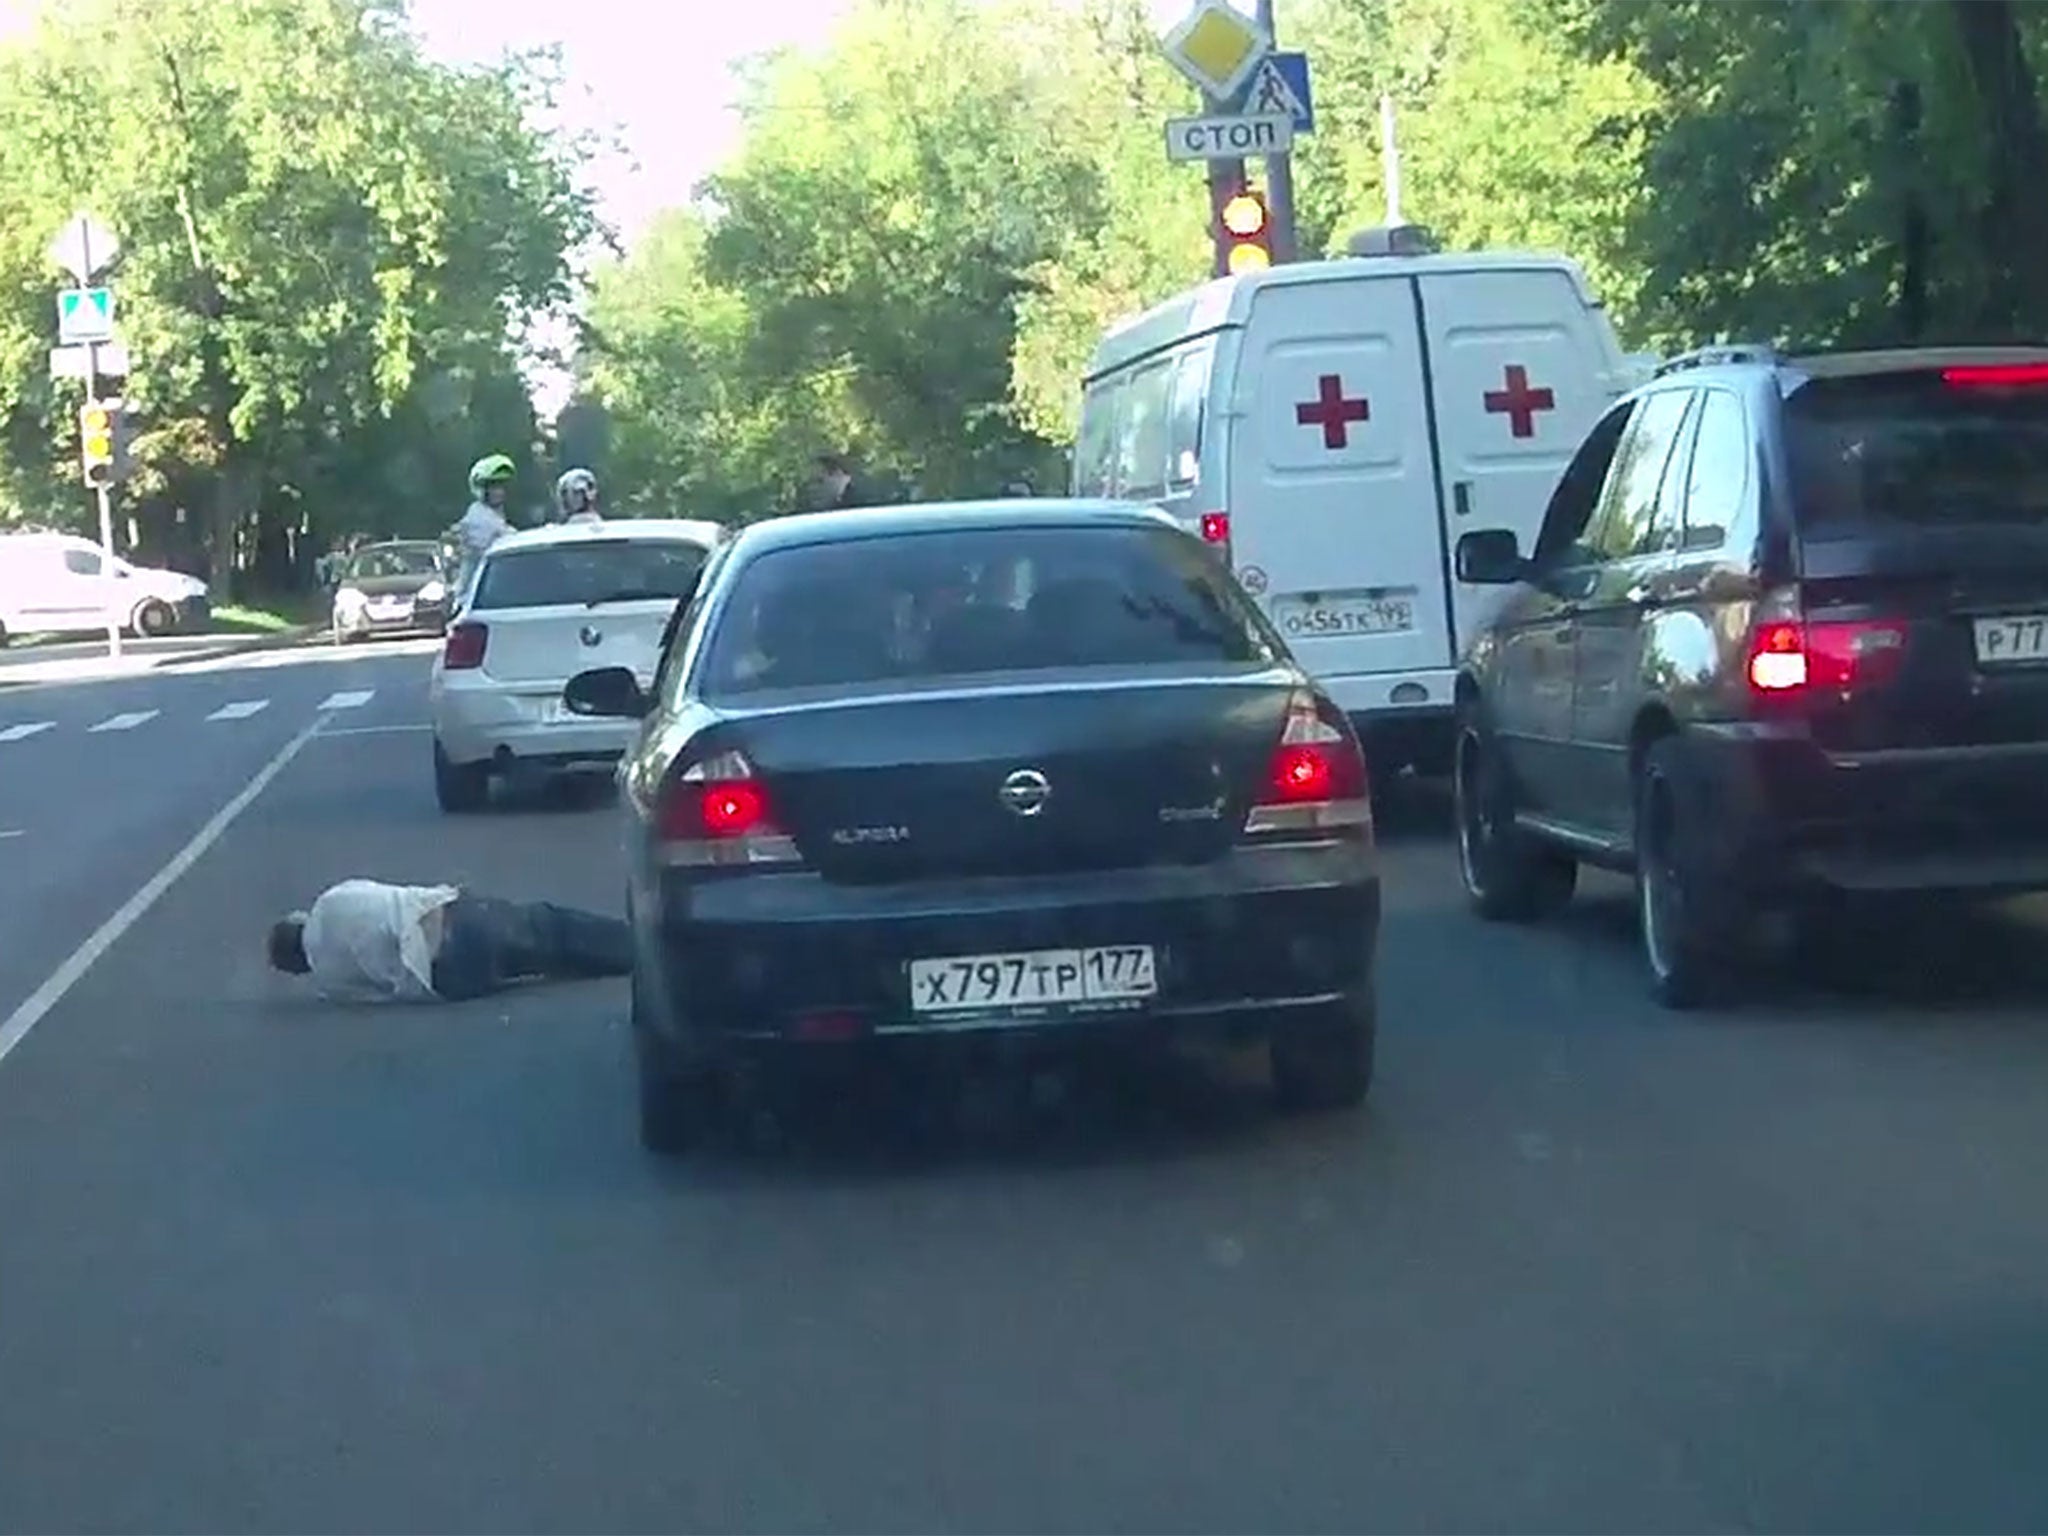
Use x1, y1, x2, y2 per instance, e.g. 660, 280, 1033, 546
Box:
632, 970, 721, 1157
432, 740, 490, 813
1633, 737, 1734, 1009
1454, 713, 1576, 921
1271, 988, 1376, 1113
131, 598, 175, 638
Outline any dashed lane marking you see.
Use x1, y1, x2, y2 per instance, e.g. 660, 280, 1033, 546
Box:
0, 722, 54, 743
87, 710, 159, 733
319, 689, 375, 710
206, 700, 270, 721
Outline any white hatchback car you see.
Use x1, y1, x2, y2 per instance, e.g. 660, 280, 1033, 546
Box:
428, 518, 726, 811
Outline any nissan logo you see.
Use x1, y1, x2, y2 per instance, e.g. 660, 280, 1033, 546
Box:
999, 768, 1051, 817
579, 624, 602, 647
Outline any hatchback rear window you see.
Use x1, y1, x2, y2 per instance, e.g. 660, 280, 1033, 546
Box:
1788, 368, 2048, 537
702, 524, 1280, 698
471, 540, 709, 610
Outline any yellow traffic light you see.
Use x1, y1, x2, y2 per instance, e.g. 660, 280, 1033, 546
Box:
1217, 190, 1273, 278
79, 400, 117, 488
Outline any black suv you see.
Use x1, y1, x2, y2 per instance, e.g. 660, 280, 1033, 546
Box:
1450, 344, 2048, 1006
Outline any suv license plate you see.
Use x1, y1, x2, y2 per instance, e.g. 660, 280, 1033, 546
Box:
909, 946, 1158, 1014
1974, 615, 2048, 665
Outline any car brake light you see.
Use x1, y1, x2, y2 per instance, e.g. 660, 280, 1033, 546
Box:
1941, 362, 2048, 388
655, 749, 802, 868
442, 622, 488, 670
1243, 692, 1372, 839
1199, 511, 1230, 545
1746, 618, 1908, 697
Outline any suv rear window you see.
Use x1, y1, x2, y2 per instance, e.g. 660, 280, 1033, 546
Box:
702, 524, 1279, 698
1788, 369, 2048, 537
471, 539, 709, 610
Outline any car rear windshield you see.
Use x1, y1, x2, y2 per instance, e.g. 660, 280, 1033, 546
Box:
348, 546, 440, 580
1788, 368, 2048, 537
701, 523, 1280, 698
471, 539, 709, 610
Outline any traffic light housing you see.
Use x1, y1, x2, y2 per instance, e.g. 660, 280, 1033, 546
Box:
79, 399, 119, 489
1218, 189, 1273, 278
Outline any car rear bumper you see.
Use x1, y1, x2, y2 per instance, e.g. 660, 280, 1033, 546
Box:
433, 679, 636, 770
634, 841, 1381, 1054
1696, 725, 2048, 895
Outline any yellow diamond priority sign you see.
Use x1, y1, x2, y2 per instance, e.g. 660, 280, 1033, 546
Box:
1160, 0, 1272, 103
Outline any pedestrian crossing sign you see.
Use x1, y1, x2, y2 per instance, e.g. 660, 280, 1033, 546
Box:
1236, 52, 1315, 134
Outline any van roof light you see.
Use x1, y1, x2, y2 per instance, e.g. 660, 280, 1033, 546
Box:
1653, 343, 1781, 377
1346, 223, 1441, 258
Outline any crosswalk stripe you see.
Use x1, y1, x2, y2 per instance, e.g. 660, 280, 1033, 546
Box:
88, 710, 159, 733
206, 700, 270, 721
319, 689, 375, 710
0, 721, 55, 743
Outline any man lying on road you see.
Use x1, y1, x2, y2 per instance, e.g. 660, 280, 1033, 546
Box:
268, 879, 632, 1003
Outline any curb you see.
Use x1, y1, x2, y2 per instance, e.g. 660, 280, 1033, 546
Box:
149, 624, 324, 669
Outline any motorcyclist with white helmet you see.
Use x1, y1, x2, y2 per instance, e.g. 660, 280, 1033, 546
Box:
449, 454, 517, 599
554, 467, 603, 524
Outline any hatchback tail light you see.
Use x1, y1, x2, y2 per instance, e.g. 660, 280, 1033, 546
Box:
1942, 362, 2048, 388
1746, 617, 1908, 698
442, 621, 488, 670
655, 749, 803, 868
1242, 692, 1373, 839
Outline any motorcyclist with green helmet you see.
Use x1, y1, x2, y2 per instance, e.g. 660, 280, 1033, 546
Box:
449, 454, 517, 600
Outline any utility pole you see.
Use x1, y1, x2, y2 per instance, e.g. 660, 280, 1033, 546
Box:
50, 213, 125, 659
1254, 0, 1298, 263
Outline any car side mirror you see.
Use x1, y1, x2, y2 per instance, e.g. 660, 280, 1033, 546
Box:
563, 666, 648, 720
1455, 529, 1528, 585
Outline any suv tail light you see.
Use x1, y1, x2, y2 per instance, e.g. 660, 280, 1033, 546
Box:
1242, 692, 1373, 839
1746, 618, 1908, 698
655, 749, 803, 868
1942, 362, 2048, 388
442, 621, 488, 670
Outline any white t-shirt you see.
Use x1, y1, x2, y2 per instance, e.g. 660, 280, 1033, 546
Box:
300, 880, 460, 1002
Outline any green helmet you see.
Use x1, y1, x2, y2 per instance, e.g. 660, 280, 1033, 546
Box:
468, 454, 517, 496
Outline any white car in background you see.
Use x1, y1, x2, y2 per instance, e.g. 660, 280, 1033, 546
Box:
428, 518, 726, 812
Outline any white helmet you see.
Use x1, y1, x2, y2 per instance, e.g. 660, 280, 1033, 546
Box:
554, 467, 600, 521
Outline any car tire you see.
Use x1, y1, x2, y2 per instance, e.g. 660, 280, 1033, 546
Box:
1271, 988, 1376, 1113
432, 740, 490, 814
1454, 711, 1577, 922
1633, 737, 1735, 1010
632, 971, 721, 1157
131, 598, 175, 638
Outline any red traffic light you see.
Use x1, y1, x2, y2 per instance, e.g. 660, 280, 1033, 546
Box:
1221, 193, 1268, 238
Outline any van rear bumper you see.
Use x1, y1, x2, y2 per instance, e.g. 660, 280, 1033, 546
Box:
1321, 668, 1457, 774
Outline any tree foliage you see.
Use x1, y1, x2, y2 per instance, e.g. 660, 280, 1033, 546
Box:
0, 0, 596, 589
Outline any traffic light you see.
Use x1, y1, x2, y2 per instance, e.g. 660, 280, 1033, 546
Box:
79, 399, 119, 489
1218, 189, 1273, 277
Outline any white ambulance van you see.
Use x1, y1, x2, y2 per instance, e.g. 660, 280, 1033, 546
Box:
1075, 226, 1640, 775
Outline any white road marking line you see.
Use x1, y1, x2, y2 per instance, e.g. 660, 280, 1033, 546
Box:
206, 699, 270, 721
88, 710, 159, 732
318, 689, 375, 710
0, 829, 22, 839
0, 721, 55, 743
0, 714, 327, 1072
314, 722, 431, 737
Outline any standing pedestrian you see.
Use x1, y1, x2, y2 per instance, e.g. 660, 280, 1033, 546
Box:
267, 879, 633, 1003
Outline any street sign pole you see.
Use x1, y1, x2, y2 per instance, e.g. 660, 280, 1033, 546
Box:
1204, 90, 1248, 280
1255, 0, 1298, 263
60, 216, 122, 659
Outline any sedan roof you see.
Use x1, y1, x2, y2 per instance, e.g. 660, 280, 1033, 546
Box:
728, 499, 1178, 559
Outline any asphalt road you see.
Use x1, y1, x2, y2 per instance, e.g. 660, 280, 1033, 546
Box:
5, 645, 2048, 1532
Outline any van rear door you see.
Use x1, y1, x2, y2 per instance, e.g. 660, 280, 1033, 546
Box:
1415, 266, 1627, 654
1227, 275, 1454, 680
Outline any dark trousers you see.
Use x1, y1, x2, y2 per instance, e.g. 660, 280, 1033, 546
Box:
428, 894, 634, 1002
